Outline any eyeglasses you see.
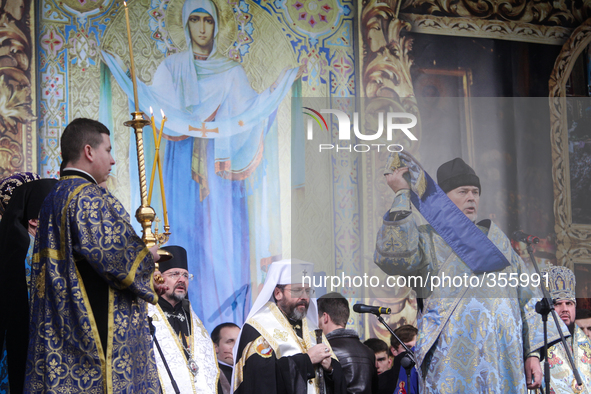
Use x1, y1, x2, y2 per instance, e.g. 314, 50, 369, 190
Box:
164, 271, 193, 281
288, 287, 315, 297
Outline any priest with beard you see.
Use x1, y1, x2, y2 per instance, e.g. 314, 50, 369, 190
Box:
147, 245, 218, 393
232, 259, 346, 394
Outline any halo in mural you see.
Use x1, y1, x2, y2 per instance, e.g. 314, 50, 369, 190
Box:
166, 0, 237, 55
285, 0, 339, 36
101, 0, 298, 90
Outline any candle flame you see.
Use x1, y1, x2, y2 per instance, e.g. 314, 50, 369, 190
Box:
150, 106, 154, 116
161, 109, 166, 119
123, 1, 127, 6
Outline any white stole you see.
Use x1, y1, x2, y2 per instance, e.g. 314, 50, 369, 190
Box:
246, 302, 335, 394
148, 303, 219, 394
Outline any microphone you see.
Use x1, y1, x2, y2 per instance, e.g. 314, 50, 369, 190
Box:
353, 304, 391, 315
512, 231, 540, 244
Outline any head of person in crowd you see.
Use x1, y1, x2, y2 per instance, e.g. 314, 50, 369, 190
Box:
0, 172, 41, 219
576, 309, 591, 340
390, 324, 418, 356
437, 158, 481, 222
211, 322, 240, 365
544, 265, 577, 334
317, 292, 350, 335
364, 338, 393, 374
60, 118, 115, 184
271, 262, 315, 322
158, 245, 192, 307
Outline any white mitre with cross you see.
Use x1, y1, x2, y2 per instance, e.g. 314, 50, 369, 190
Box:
246, 259, 319, 326
231, 259, 323, 391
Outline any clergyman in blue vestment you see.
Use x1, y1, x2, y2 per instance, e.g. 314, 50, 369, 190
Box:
25, 118, 164, 393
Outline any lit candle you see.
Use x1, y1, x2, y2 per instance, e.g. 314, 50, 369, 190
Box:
148, 106, 158, 204
157, 110, 169, 227
123, 1, 139, 112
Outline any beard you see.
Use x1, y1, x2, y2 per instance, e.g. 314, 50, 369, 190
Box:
171, 284, 187, 303
278, 298, 309, 321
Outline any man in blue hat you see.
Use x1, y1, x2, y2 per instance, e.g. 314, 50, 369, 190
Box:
147, 245, 218, 393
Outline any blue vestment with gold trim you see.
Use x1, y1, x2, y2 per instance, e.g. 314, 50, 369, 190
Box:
25, 175, 161, 393
375, 190, 561, 393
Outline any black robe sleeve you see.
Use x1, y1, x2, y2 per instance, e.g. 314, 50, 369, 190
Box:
324, 358, 347, 394
235, 324, 347, 394
0, 179, 57, 394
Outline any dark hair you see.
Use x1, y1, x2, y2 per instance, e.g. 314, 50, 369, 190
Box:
317, 292, 349, 327
211, 322, 240, 345
364, 338, 390, 355
390, 325, 418, 350
60, 118, 110, 166
576, 309, 591, 320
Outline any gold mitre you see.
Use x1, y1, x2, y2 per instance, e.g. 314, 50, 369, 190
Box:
542, 265, 576, 303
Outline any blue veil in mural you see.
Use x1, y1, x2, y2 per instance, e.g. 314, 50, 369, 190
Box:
102, 0, 299, 330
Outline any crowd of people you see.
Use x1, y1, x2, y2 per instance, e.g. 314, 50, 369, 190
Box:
0, 117, 590, 393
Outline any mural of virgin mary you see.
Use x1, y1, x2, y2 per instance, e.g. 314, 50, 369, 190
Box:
102, 0, 301, 329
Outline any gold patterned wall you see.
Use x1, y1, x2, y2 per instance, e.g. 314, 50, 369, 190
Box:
36, 0, 356, 329
0, 0, 36, 177
353, 0, 591, 341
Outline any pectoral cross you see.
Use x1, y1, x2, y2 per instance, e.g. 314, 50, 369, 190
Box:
189, 122, 219, 137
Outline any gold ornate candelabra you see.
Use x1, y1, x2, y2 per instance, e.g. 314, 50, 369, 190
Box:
124, 112, 171, 253
123, 2, 171, 281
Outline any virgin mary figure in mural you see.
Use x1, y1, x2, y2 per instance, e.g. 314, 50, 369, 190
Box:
102, 0, 302, 329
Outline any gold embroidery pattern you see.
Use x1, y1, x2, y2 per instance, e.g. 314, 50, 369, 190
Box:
547, 326, 591, 393
247, 317, 280, 355
27, 177, 160, 393
150, 304, 218, 394
233, 335, 276, 390
415, 169, 427, 199
375, 197, 554, 392
35, 264, 45, 298
269, 302, 309, 353
273, 328, 288, 342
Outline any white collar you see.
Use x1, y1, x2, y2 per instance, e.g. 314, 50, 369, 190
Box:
62, 167, 98, 184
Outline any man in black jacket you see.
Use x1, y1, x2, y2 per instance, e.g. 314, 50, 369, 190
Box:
318, 293, 378, 394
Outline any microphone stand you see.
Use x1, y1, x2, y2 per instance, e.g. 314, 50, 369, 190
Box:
524, 240, 582, 393
149, 317, 181, 394
373, 312, 420, 394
